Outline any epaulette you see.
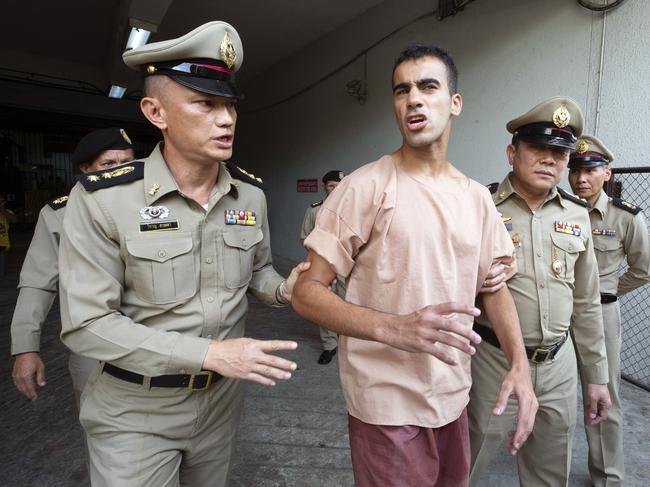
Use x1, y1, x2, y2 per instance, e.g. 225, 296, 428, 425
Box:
486, 182, 499, 194
310, 200, 323, 208
558, 187, 590, 208
78, 161, 145, 191
226, 161, 264, 189
47, 195, 68, 210
612, 197, 642, 215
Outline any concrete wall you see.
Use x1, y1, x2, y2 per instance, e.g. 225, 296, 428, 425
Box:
234, 0, 649, 262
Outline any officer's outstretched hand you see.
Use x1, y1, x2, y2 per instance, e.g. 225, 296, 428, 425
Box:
386, 302, 482, 365
202, 338, 298, 386
585, 383, 611, 426
12, 352, 47, 400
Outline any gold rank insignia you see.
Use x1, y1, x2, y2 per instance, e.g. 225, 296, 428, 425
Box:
148, 183, 160, 196
120, 129, 132, 145
52, 196, 68, 205
220, 32, 237, 69
87, 175, 100, 182
238, 165, 263, 183
553, 104, 571, 128
576, 139, 589, 153
622, 201, 636, 210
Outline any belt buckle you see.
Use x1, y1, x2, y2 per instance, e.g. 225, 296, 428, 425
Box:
188, 371, 213, 391
530, 348, 551, 364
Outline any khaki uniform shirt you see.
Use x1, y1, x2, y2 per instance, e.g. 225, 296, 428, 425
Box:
476, 174, 608, 384
305, 155, 514, 427
590, 191, 650, 295
59, 143, 284, 377
300, 202, 322, 241
10, 203, 65, 354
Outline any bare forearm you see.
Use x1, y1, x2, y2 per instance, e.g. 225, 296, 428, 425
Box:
292, 278, 392, 342
481, 287, 527, 367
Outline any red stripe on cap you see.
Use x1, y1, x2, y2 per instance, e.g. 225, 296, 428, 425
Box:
195, 63, 233, 74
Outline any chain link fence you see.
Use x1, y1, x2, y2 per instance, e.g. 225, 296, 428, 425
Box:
606, 168, 650, 390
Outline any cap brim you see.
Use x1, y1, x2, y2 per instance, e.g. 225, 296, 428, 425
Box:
169, 74, 243, 99
518, 134, 576, 150
568, 160, 609, 169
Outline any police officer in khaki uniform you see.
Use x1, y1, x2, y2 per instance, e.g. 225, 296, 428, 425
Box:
59, 22, 307, 487
300, 170, 345, 364
11, 128, 135, 404
568, 135, 650, 486
469, 97, 611, 486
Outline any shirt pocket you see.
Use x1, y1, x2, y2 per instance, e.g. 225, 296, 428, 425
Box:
592, 236, 623, 271
125, 234, 197, 304
550, 233, 586, 281
222, 228, 264, 289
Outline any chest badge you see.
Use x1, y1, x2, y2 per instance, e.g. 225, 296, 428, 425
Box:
140, 206, 170, 220
554, 220, 581, 237
512, 232, 522, 247
225, 209, 257, 226
593, 228, 616, 237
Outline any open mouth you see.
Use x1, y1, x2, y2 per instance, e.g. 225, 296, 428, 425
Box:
406, 114, 428, 131
214, 135, 233, 147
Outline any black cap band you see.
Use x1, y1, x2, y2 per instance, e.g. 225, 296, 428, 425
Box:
568, 153, 609, 169
514, 123, 577, 150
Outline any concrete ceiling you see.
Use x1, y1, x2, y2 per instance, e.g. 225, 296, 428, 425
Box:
0, 0, 387, 97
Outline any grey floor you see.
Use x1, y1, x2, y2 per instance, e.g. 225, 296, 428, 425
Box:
1, 226, 648, 486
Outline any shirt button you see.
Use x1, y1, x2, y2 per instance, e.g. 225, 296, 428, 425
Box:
206, 257, 213, 264
158, 250, 166, 258
206, 334, 213, 339
568, 244, 574, 251
537, 251, 542, 258
207, 296, 214, 303
540, 283, 545, 288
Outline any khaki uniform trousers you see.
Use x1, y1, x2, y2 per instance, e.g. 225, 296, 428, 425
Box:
469, 335, 577, 487
68, 352, 98, 410
579, 302, 623, 486
79, 367, 243, 487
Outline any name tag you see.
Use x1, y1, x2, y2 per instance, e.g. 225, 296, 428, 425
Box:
139, 220, 180, 232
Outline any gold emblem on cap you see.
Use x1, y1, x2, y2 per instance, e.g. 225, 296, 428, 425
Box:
147, 65, 157, 75
553, 104, 571, 128
120, 129, 132, 145
576, 139, 589, 154
148, 183, 160, 196
220, 32, 237, 69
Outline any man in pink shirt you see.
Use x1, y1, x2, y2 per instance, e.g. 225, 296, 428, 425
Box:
292, 45, 538, 486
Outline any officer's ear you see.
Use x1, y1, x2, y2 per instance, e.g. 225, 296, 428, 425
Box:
506, 144, 516, 166
603, 166, 612, 182
141, 96, 168, 131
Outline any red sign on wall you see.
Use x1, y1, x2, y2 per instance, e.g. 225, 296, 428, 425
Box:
297, 178, 318, 192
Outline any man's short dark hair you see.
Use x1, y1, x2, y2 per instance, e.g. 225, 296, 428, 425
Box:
392, 45, 459, 95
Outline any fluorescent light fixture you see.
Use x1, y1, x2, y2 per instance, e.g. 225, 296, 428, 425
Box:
126, 27, 151, 50
108, 85, 127, 99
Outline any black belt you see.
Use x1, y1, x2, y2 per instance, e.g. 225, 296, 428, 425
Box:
473, 323, 568, 364
600, 293, 618, 304
102, 363, 220, 391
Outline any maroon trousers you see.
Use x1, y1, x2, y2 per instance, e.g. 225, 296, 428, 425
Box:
348, 409, 470, 487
